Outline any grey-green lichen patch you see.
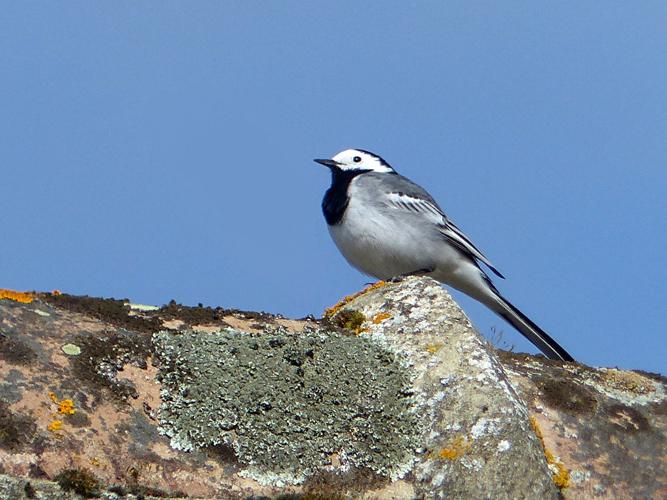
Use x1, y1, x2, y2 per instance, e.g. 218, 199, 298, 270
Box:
153, 328, 420, 485
61, 343, 81, 356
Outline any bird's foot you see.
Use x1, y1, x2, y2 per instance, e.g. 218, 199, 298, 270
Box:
387, 267, 435, 283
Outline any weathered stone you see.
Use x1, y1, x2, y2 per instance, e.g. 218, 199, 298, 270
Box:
334, 277, 558, 499
0, 280, 664, 499
0, 473, 78, 500
500, 351, 667, 499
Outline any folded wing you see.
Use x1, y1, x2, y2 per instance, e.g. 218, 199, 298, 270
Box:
385, 190, 505, 279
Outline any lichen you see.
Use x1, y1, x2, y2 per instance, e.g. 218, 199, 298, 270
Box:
47, 420, 62, 432
0, 331, 36, 365
39, 293, 161, 333
59, 400, 76, 415
426, 343, 444, 354
433, 435, 471, 461
108, 482, 186, 499
61, 343, 81, 356
48, 392, 76, 415
323, 281, 387, 318
332, 309, 368, 335
0, 289, 33, 303
601, 369, 654, 395
156, 299, 276, 326
69, 330, 150, 402
606, 404, 651, 433
529, 415, 570, 489
0, 402, 37, 450
154, 328, 420, 484
537, 376, 597, 415
371, 312, 392, 324
302, 468, 387, 499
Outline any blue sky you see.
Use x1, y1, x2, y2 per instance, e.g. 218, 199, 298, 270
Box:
2, 2, 665, 373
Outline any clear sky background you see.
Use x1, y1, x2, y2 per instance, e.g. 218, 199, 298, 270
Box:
2, 2, 665, 373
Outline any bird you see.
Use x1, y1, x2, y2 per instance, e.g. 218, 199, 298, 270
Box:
314, 148, 573, 361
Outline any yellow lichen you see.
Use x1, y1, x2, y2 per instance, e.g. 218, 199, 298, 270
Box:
324, 281, 388, 318
435, 435, 471, 460
529, 415, 570, 489
602, 369, 653, 395
426, 343, 444, 354
90, 457, 101, 467
371, 312, 392, 324
48, 420, 63, 432
0, 288, 34, 303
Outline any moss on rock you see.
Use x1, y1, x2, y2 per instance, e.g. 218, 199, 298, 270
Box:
54, 468, 102, 497
331, 309, 367, 333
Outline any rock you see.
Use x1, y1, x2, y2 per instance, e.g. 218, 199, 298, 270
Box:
0, 473, 78, 499
498, 351, 667, 499
333, 278, 558, 499
0, 280, 664, 499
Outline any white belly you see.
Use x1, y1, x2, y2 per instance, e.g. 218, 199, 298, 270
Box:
328, 197, 441, 280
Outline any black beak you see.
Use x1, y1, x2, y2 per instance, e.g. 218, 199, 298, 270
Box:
314, 158, 340, 168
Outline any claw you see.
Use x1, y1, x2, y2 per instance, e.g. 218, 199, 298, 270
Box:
388, 267, 435, 283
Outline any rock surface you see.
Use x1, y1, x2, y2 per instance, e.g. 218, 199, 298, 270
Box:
0, 280, 664, 499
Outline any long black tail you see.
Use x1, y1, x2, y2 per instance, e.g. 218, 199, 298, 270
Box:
491, 291, 574, 361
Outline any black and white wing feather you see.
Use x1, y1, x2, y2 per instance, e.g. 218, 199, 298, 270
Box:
385, 186, 505, 279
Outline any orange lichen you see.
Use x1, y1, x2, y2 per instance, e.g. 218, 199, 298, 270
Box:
0, 288, 34, 303
426, 343, 444, 354
371, 312, 392, 324
435, 435, 471, 460
48, 420, 63, 432
324, 281, 388, 318
51, 290, 62, 296
58, 399, 76, 415
49, 392, 76, 415
529, 415, 570, 489
552, 463, 570, 489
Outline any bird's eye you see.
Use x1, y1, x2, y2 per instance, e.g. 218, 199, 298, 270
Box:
353, 156, 362, 163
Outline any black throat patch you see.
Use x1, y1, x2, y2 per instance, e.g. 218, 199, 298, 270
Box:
322, 169, 367, 225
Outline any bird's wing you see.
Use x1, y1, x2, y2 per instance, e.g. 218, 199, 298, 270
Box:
385, 191, 446, 224
385, 188, 505, 279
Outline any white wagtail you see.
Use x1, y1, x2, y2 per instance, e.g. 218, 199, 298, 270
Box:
314, 148, 573, 361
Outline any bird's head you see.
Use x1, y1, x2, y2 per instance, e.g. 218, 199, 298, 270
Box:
314, 149, 395, 174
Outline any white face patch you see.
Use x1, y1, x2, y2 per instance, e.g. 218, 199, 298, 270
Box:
331, 149, 395, 173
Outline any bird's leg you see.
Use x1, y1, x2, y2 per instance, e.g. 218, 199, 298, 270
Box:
388, 267, 435, 283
